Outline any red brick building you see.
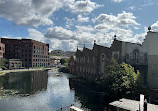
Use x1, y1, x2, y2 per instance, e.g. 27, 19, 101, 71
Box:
8, 59, 22, 69
69, 55, 76, 74
75, 36, 147, 81
0, 38, 5, 59
1, 38, 49, 68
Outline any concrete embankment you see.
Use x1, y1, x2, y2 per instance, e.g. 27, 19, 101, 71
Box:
0, 68, 43, 76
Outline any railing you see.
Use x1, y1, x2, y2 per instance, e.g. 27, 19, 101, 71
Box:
55, 104, 74, 111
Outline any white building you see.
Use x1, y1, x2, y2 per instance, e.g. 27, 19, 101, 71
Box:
143, 31, 158, 89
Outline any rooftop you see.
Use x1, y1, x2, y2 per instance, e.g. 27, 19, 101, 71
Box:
109, 98, 158, 111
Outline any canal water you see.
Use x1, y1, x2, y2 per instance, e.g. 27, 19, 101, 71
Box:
0, 71, 108, 111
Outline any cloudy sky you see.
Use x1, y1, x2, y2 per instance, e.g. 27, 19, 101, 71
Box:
0, 0, 158, 51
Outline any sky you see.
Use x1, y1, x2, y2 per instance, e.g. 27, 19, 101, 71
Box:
1, 0, 158, 51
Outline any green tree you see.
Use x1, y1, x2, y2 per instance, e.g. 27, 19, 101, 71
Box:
60, 58, 69, 66
103, 58, 141, 97
0, 58, 7, 70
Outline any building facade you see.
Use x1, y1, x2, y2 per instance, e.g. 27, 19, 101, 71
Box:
1, 38, 49, 68
8, 59, 22, 69
75, 36, 148, 82
0, 38, 5, 59
69, 55, 76, 74
143, 31, 158, 89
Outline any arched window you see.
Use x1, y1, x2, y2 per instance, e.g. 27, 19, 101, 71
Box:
100, 54, 106, 73
87, 56, 88, 63
112, 51, 119, 61
133, 49, 139, 63
101, 54, 105, 61
93, 56, 95, 63
114, 53, 119, 60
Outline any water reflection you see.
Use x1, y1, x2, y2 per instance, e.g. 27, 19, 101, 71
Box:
69, 78, 107, 111
2, 71, 48, 95
0, 71, 109, 111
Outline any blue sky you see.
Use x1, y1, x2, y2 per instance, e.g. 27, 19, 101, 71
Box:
0, 0, 158, 51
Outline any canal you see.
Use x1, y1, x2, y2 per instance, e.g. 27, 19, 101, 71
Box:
0, 71, 109, 111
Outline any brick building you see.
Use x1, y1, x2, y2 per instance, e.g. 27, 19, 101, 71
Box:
1, 38, 49, 68
69, 55, 76, 74
75, 36, 147, 81
8, 59, 22, 69
0, 38, 5, 59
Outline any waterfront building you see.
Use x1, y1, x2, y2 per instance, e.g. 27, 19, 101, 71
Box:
143, 31, 158, 89
0, 38, 5, 59
75, 37, 148, 81
1, 38, 49, 68
8, 59, 22, 69
69, 55, 76, 74
74, 28, 158, 89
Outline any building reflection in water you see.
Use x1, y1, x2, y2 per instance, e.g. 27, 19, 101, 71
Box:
69, 78, 107, 111
2, 71, 48, 95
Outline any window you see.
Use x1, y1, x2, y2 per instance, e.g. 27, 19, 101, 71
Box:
11, 63, 14, 67
93, 56, 95, 63
133, 49, 139, 63
87, 57, 89, 63
101, 55, 105, 61
114, 54, 119, 60
19, 63, 21, 67
15, 63, 17, 67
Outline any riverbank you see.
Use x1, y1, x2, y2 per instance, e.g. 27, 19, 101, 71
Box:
0, 68, 43, 76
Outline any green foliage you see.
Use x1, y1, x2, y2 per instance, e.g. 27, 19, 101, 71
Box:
60, 58, 69, 66
0, 58, 7, 70
103, 58, 141, 96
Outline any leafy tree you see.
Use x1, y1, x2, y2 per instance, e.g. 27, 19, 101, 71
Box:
60, 58, 69, 66
103, 58, 141, 97
0, 58, 7, 70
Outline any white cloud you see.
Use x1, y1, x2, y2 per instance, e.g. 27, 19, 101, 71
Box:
129, 6, 136, 10
28, 28, 45, 42
44, 10, 142, 50
27, 28, 77, 51
44, 38, 78, 51
151, 21, 158, 32
111, 0, 123, 3
45, 26, 75, 40
28, 10, 143, 51
0, 0, 75, 27
75, 25, 94, 32
68, 0, 102, 14
77, 15, 89, 22
0, 0, 60, 26
95, 11, 139, 27
92, 11, 143, 45
0, 0, 101, 26
64, 17, 76, 29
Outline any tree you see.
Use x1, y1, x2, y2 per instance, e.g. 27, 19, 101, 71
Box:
103, 58, 141, 97
60, 58, 69, 66
0, 58, 7, 70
